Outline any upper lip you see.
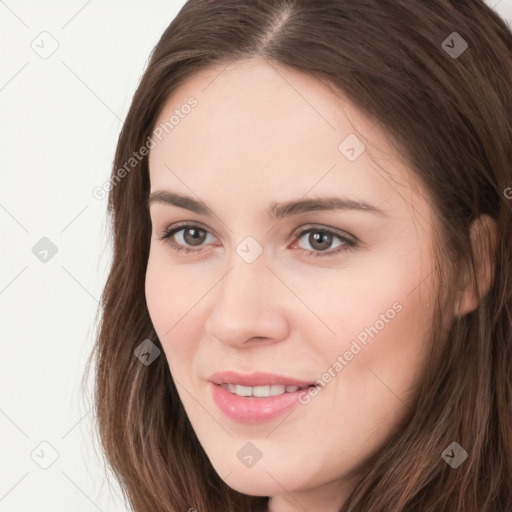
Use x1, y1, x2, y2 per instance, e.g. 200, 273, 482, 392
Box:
208, 370, 315, 388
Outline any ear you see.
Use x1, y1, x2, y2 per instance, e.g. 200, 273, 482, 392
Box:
454, 214, 498, 317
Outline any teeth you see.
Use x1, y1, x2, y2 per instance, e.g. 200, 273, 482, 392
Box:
236, 384, 253, 396
222, 384, 303, 397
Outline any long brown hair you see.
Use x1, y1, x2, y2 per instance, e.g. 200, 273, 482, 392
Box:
83, 1, 512, 510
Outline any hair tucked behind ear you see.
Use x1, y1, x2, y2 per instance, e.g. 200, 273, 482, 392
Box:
83, 1, 512, 510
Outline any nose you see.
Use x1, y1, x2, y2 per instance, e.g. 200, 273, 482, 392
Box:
204, 253, 290, 348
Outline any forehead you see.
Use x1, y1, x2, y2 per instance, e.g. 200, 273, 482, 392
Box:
148, 57, 426, 219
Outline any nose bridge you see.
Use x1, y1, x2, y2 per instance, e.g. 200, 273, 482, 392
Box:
217, 247, 273, 319
204, 245, 290, 345
220, 233, 273, 305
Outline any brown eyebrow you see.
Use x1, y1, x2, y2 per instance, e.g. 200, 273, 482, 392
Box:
147, 190, 389, 219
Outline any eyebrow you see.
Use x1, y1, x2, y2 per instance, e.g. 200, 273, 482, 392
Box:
147, 190, 389, 220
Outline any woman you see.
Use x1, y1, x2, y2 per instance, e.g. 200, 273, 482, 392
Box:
85, 1, 512, 510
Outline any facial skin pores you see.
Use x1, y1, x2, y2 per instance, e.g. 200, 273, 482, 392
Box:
145, 57, 453, 512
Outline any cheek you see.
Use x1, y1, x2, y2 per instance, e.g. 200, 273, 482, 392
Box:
308, 257, 429, 344
144, 253, 199, 367
145, 247, 201, 331
310, 247, 435, 393
145, 253, 171, 331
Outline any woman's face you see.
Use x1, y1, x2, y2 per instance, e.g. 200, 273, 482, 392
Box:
145, 58, 450, 511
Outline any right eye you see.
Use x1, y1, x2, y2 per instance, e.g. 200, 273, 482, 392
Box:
159, 223, 217, 254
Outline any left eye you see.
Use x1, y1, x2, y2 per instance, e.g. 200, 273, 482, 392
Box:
158, 223, 357, 258
293, 227, 355, 257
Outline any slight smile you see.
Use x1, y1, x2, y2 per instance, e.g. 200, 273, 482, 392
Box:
208, 371, 319, 423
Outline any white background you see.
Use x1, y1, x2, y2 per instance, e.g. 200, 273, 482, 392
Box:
1, 1, 511, 510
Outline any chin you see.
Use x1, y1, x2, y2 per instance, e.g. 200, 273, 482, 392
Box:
223, 474, 281, 497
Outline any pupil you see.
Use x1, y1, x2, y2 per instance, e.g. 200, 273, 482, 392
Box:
311, 232, 331, 250
185, 228, 206, 245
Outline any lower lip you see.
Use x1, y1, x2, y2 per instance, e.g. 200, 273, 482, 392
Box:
209, 382, 314, 423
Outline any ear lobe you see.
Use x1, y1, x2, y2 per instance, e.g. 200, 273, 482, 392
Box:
455, 214, 498, 317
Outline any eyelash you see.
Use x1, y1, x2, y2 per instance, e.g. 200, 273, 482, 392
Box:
157, 222, 357, 259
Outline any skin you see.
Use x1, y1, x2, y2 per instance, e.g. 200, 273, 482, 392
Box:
144, 57, 485, 512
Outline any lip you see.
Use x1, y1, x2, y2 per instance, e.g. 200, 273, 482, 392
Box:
207, 371, 317, 423
208, 370, 314, 388
209, 382, 314, 423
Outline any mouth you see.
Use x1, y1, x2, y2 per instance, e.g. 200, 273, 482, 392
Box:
208, 379, 318, 423
218, 382, 314, 397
